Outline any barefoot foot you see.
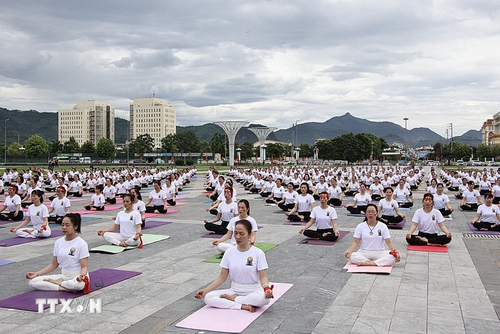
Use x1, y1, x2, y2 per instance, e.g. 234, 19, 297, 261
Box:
219, 293, 238, 301
241, 304, 256, 312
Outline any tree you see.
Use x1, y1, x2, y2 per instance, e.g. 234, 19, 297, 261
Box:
266, 143, 286, 159
63, 137, 80, 153
48, 140, 63, 155
161, 134, 178, 153
476, 144, 492, 159
176, 131, 200, 153
129, 134, 154, 156
299, 143, 313, 158
96, 138, 116, 161
80, 140, 95, 153
24, 134, 48, 158
199, 141, 210, 154
7, 142, 22, 156
239, 142, 255, 160
209, 133, 228, 155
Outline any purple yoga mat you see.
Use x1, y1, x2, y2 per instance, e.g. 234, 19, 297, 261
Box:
0, 268, 141, 312
387, 218, 406, 230
0, 230, 64, 247
299, 230, 350, 245
117, 221, 173, 233
283, 221, 307, 226
467, 222, 500, 235
0, 259, 14, 266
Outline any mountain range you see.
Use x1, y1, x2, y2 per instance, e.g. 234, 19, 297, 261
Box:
0, 108, 482, 147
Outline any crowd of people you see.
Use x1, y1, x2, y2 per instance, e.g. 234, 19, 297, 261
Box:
3, 162, 499, 313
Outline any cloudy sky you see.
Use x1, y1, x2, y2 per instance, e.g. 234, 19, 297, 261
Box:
1, 0, 499, 137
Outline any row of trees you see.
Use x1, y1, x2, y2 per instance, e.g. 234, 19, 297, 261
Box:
314, 133, 388, 162
432, 142, 500, 161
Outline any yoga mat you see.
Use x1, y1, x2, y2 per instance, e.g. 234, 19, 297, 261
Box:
254, 197, 265, 200
143, 221, 173, 229
299, 230, 349, 245
176, 196, 187, 200
81, 216, 102, 222
347, 213, 365, 217
69, 198, 86, 203
467, 222, 500, 235
102, 206, 121, 211
398, 207, 411, 211
342, 262, 393, 274
0, 259, 14, 267
407, 245, 448, 253
176, 282, 293, 333
283, 221, 307, 226
177, 192, 190, 195
175, 202, 188, 206
443, 216, 453, 221
386, 218, 406, 230
90, 234, 170, 253
204, 243, 278, 263
203, 200, 214, 203
0, 230, 64, 247
202, 233, 224, 238
263, 203, 277, 206
145, 212, 160, 218
0, 268, 141, 312
144, 210, 179, 218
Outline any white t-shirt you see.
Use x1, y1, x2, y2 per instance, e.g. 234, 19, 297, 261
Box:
271, 185, 285, 198
354, 222, 391, 251
411, 208, 444, 234
220, 245, 268, 284
354, 193, 372, 206
370, 184, 384, 196
227, 216, 258, 246
477, 204, 499, 224
132, 200, 146, 213
394, 188, 410, 202
116, 183, 127, 194
4, 195, 21, 212
217, 201, 238, 222
492, 185, 500, 198
315, 182, 329, 194
91, 194, 105, 207
162, 185, 176, 200
69, 181, 82, 193
103, 185, 116, 198
463, 189, 480, 204
432, 193, 450, 210
53, 236, 89, 271
149, 190, 167, 206
115, 210, 142, 238
379, 198, 398, 216
27, 203, 49, 229
310, 206, 337, 229
328, 186, 342, 199
283, 191, 298, 205
51, 197, 71, 216
294, 194, 315, 212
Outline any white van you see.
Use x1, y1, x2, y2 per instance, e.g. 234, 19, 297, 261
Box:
79, 157, 92, 164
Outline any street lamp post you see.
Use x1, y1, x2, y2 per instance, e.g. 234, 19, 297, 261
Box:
4, 118, 9, 164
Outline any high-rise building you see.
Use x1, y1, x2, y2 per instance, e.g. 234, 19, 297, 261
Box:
58, 100, 115, 146
129, 97, 176, 147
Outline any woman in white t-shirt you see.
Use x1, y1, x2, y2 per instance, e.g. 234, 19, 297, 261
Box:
394, 179, 414, 208
344, 204, 400, 266
345, 183, 372, 214
10, 190, 50, 238
130, 187, 146, 228
204, 188, 238, 235
48, 186, 71, 224
433, 183, 454, 217
83, 185, 105, 211
406, 193, 452, 246
103, 178, 117, 204
67, 174, 83, 197
162, 178, 177, 206
492, 178, 500, 204
471, 193, 500, 231
277, 183, 298, 212
145, 181, 168, 213
460, 181, 483, 211
26, 213, 89, 292
369, 176, 384, 201
195, 220, 273, 312
327, 178, 343, 207
299, 192, 339, 241
213, 199, 258, 253
98, 194, 142, 247
286, 183, 315, 222
264, 178, 285, 204
0, 185, 23, 221
378, 187, 405, 225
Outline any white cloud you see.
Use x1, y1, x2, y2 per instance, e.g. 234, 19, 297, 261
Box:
0, 0, 499, 139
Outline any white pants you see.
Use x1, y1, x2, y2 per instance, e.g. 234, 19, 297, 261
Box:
16, 225, 51, 238
103, 232, 139, 246
217, 242, 234, 253
349, 249, 396, 267
204, 282, 269, 310
29, 269, 87, 291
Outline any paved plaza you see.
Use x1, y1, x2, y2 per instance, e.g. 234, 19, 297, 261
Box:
1, 168, 500, 333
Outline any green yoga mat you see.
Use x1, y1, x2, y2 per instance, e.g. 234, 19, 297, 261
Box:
90, 234, 170, 253
204, 243, 278, 263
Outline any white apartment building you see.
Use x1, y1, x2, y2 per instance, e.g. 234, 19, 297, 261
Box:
58, 100, 115, 146
129, 97, 176, 147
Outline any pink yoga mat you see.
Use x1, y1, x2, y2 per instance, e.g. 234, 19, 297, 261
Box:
0, 268, 141, 312
70, 198, 86, 203
0, 230, 64, 247
343, 262, 393, 274
176, 282, 293, 333
299, 230, 350, 245
407, 245, 448, 253
467, 222, 500, 235
175, 202, 188, 206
